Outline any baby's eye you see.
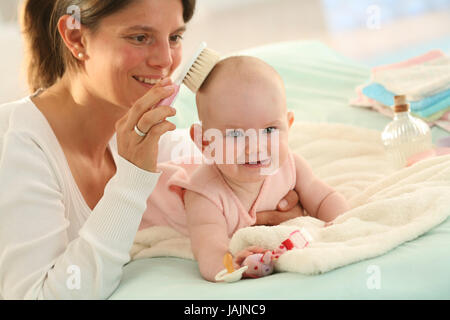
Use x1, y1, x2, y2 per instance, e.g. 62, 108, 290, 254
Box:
262, 127, 278, 134
226, 129, 245, 138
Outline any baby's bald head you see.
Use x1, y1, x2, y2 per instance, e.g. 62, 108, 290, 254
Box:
195, 56, 286, 127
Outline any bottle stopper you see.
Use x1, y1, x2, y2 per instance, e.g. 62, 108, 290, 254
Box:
393, 95, 409, 113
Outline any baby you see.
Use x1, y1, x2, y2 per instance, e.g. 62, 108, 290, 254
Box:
139, 56, 349, 282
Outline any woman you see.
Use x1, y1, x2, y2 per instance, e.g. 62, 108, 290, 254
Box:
0, 0, 302, 299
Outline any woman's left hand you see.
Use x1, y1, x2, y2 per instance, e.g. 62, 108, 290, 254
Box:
255, 190, 304, 226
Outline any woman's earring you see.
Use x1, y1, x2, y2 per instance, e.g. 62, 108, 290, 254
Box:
77, 52, 85, 59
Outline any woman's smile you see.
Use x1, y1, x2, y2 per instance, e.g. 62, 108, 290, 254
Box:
133, 75, 165, 89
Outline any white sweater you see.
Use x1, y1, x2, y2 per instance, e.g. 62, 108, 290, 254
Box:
0, 95, 194, 299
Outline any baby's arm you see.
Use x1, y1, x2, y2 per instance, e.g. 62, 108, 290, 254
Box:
293, 153, 349, 222
184, 190, 231, 282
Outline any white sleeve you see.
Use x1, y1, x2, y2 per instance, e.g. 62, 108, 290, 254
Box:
0, 131, 160, 299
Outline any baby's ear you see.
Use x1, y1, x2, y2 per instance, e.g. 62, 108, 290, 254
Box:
287, 111, 295, 129
190, 123, 208, 151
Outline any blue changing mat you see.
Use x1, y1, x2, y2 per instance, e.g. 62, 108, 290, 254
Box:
109, 41, 450, 300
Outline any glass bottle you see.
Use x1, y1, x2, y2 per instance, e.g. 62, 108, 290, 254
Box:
381, 95, 432, 169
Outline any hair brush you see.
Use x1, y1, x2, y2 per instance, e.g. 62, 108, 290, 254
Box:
158, 42, 220, 107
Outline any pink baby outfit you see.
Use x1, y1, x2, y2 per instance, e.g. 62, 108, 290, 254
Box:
139, 152, 297, 237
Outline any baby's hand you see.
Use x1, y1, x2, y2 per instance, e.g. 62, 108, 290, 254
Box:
233, 246, 268, 270
241, 251, 275, 278
215, 247, 269, 282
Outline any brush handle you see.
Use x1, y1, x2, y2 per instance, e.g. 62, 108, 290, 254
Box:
156, 84, 181, 107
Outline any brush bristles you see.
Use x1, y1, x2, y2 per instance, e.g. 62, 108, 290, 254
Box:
183, 47, 220, 93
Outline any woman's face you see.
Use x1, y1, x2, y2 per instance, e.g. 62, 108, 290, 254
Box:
82, 0, 185, 109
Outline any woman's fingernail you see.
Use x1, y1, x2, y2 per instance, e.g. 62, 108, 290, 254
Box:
159, 77, 171, 86
279, 199, 288, 209
163, 84, 175, 91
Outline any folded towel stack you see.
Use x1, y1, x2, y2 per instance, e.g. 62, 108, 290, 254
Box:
350, 50, 450, 132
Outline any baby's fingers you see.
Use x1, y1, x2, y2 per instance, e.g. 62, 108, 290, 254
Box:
234, 246, 267, 265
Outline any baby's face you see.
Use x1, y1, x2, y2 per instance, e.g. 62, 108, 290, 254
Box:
196, 65, 293, 183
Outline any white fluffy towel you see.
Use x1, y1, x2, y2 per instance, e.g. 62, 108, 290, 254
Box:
131, 122, 450, 275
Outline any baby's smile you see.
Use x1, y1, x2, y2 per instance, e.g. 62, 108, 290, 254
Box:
241, 157, 271, 168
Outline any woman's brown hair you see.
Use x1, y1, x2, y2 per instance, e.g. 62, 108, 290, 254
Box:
21, 0, 196, 93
